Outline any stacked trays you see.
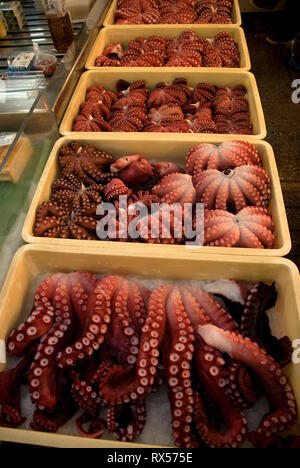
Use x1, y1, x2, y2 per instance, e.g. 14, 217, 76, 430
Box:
0, 0, 299, 449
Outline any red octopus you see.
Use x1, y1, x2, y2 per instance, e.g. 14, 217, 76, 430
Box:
194, 165, 271, 212
147, 82, 188, 109
164, 30, 204, 67
202, 32, 240, 67
71, 78, 253, 135
214, 86, 253, 135
58, 142, 114, 185
195, 0, 234, 24
151, 173, 196, 206
111, 154, 154, 187
186, 141, 262, 176
144, 104, 190, 133
121, 36, 166, 67
114, 0, 161, 24
160, 0, 196, 24
202, 206, 275, 248
95, 31, 240, 69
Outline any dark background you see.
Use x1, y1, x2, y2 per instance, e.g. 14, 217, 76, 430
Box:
243, 12, 300, 268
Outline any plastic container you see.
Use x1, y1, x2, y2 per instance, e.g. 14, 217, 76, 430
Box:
0, 244, 299, 447
33, 43, 57, 77
103, 0, 242, 27
85, 25, 251, 72
59, 70, 267, 139
22, 135, 291, 257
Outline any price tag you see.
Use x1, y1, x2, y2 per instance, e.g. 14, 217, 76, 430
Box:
0, 79, 6, 104
0, 133, 17, 147
42, 0, 67, 16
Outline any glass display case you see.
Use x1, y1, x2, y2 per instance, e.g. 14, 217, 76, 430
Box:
0, 0, 111, 289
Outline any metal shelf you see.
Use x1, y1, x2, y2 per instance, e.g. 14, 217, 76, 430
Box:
0, 0, 84, 70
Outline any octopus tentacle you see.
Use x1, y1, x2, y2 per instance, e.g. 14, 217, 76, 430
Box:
99, 284, 166, 404
241, 283, 292, 367
164, 287, 198, 448
181, 288, 247, 448
6, 274, 62, 356
75, 412, 107, 438
29, 274, 76, 411
56, 276, 122, 369
0, 343, 37, 427
198, 324, 298, 441
114, 399, 147, 442
30, 374, 77, 432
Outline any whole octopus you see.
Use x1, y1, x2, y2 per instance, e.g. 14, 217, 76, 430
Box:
72, 78, 253, 135
0, 273, 298, 449
33, 140, 275, 249
95, 31, 240, 68
113, 0, 234, 25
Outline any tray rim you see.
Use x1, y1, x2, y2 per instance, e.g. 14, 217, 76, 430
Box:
85, 24, 251, 72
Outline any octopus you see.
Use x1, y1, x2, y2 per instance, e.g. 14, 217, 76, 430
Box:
0, 273, 297, 447
104, 178, 132, 201
240, 283, 293, 367
71, 78, 253, 135
51, 173, 104, 216
202, 206, 275, 249
95, 42, 124, 67
151, 173, 196, 206
147, 82, 188, 109
186, 141, 262, 176
195, 0, 234, 24
186, 106, 218, 133
202, 32, 240, 67
109, 85, 148, 132
160, 0, 196, 24
193, 165, 271, 212
144, 104, 190, 133
120, 36, 166, 67
213, 86, 253, 135
95, 30, 240, 69
34, 199, 99, 241
111, 154, 154, 187
164, 30, 204, 67
58, 142, 114, 185
114, 0, 161, 25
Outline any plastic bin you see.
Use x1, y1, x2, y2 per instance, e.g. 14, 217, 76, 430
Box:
0, 244, 299, 447
59, 70, 267, 140
85, 25, 251, 71
103, 0, 242, 27
22, 135, 291, 257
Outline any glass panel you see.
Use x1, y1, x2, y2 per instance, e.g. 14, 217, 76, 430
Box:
0, 89, 59, 288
